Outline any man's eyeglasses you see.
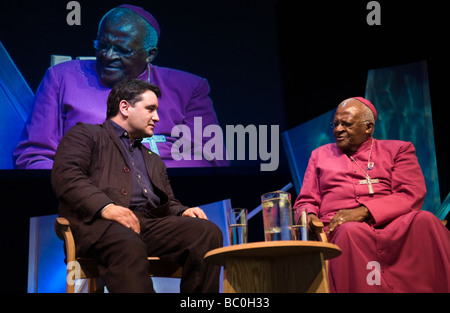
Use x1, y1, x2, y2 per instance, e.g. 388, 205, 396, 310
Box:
93, 40, 144, 58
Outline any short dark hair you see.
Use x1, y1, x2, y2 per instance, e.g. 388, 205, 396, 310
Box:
106, 78, 161, 119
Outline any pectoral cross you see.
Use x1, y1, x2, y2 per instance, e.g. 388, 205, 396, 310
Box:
359, 176, 379, 195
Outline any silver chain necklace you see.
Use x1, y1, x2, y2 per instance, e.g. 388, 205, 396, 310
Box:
349, 138, 379, 195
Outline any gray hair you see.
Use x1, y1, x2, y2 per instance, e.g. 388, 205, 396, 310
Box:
360, 104, 375, 123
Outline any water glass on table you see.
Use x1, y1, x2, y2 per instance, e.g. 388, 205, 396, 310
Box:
261, 190, 293, 241
227, 208, 248, 245
292, 208, 309, 241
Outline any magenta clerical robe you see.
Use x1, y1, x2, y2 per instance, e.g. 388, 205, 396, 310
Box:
293, 138, 450, 292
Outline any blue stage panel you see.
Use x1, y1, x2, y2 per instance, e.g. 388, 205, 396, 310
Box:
0, 41, 34, 169
281, 110, 336, 194
365, 61, 441, 217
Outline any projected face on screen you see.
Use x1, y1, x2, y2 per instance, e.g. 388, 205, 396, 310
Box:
95, 9, 157, 88
3, 2, 284, 171
10, 6, 229, 170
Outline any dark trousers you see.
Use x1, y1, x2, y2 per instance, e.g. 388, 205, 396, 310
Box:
85, 212, 223, 293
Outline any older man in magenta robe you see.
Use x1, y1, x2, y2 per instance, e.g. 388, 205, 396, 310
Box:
14, 5, 226, 169
293, 97, 450, 292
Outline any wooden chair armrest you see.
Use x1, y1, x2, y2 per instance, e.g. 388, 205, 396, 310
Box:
309, 218, 328, 243
54, 217, 77, 262
56, 217, 70, 226
310, 219, 324, 230
55, 217, 70, 240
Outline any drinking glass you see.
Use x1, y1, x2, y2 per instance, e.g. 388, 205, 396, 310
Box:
227, 208, 248, 245
261, 191, 293, 241
292, 208, 309, 241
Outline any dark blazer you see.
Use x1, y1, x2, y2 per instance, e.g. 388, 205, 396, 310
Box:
51, 120, 187, 256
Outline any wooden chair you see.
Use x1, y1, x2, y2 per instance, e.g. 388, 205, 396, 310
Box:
54, 217, 182, 293
309, 218, 331, 279
309, 219, 327, 243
